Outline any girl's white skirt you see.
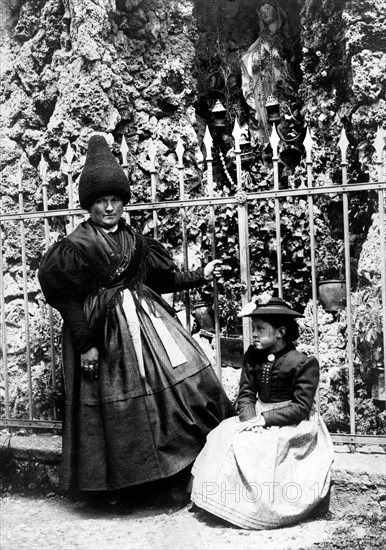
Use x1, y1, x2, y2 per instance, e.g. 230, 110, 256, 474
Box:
191, 402, 334, 530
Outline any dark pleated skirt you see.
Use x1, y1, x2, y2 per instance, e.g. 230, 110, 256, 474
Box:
60, 291, 234, 492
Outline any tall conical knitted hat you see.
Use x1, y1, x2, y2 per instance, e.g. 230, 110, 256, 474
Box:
78, 135, 131, 209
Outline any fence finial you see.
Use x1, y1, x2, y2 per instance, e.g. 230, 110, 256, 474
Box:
62, 142, 74, 175
338, 127, 349, 164
148, 138, 157, 172
16, 162, 23, 191
65, 142, 74, 166
269, 123, 280, 158
374, 126, 385, 163
203, 126, 213, 160
120, 136, 129, 167
232, 118, 241, 153
176, 137, 184, 166
39, 154, 48, 185
303, 126, 314, 163
196, 148, 204, 168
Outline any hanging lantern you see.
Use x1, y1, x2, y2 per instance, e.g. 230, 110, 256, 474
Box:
211, 100, 227, 127
265, 95, 281, 124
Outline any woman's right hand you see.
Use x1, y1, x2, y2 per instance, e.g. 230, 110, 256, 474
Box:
81, 347, 100, 380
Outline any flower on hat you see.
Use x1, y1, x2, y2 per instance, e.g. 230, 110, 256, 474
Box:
256, 291, 273, 305
238, 300, 257, 318
237, 291, 273, 317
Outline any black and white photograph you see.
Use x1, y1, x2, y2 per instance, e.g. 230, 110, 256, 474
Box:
0, 1, 385, 549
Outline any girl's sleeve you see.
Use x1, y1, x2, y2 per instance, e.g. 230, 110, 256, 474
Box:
144, 237, 206, 294
38, 240, 97, 353
263, 356, 319, 427
236, 346, 258, 421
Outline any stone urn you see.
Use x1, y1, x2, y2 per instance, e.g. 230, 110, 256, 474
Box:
318, 280, 347, 312
371, 367, 385, 406
193, 302, 215, 332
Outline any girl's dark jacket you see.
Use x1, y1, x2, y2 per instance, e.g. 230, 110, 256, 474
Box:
237, 343, 319, 427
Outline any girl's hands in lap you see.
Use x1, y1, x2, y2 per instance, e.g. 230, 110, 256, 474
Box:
238, 416, 266, 434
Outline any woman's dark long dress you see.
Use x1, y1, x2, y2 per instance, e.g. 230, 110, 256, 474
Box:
38, 219, 234, 492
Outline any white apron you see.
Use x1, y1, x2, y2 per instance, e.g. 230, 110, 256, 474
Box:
191, 400, 334, 530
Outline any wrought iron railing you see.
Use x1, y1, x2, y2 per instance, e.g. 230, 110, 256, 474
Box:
0, 124, 385, 445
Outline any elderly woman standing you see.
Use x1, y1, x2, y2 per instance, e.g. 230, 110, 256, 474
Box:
38, 135, 234, 503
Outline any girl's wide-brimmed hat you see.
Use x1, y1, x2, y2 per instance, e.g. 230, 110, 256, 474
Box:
238, 295, 304, 318
78, 134, 131, 210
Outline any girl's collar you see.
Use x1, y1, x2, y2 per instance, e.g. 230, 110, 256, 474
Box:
264, 342, 295, 362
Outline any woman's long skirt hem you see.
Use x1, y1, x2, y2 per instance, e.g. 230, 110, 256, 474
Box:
62, 455, 196, 493
60, 367, 234, 493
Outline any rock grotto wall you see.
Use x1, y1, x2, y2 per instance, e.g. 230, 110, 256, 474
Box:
1, 0, 385, 259
1, 0, 201, 210
300, 0, 386, 182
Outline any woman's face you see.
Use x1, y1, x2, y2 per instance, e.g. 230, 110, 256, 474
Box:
259, 3, 276, 25
89, 195, 123, 229
252, 317, 283, 352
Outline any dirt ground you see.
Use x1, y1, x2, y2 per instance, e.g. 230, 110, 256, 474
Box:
1, 488, 385, 550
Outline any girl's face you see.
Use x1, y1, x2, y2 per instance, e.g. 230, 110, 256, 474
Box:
252, 317, 284, 352
89, 195, 123, 229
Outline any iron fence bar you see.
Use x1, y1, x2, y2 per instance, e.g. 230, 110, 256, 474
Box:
176, 138, 191, 332
41, 157, 57, 421
304, 128, 320, 412
374, 127, 386, 406
18, 165, 33, 419
62, 142, 75, 233
330, 434, 386, 445
203, 127, 221, 379
270, 124, 283, 297
380, 188, 386, 405
3, 181, 385, 222
233, 119, 252, 350
148, 139, 159, 239
120, 136, 132, 225
246, 182, 386, 199
0, 223, 10, 417
339, 130, 356, 434
0, 179, 385, 440
0, 418, 62, 430
1, 415, 384, 443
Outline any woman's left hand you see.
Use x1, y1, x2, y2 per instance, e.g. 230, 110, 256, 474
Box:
81, 347, 100, 381
204, 260, 223, 281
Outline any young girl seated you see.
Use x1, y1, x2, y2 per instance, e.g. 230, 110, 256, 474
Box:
191, 295, 334, 530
